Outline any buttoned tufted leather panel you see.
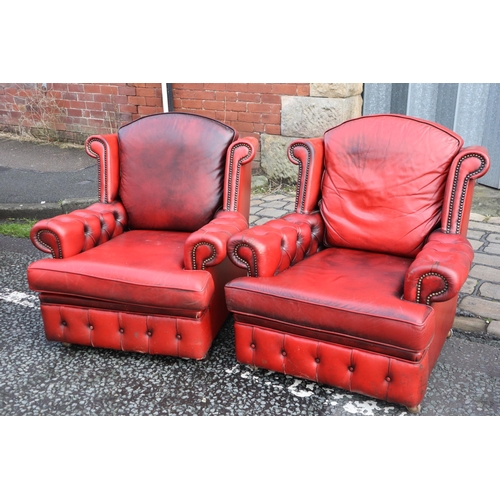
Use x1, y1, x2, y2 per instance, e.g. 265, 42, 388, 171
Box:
233, 323, 430, 408
40, 304, 217, 359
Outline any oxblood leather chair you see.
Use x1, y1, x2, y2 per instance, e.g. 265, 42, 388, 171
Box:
225, 114, 489, 412
27, 112, 257, 360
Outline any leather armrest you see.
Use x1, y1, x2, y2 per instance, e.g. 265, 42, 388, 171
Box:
281, 212, 325, 255
30, 201, 127, 259
85, 134, 120, 203
227, 213, 323, 277
404, 231, 474, 304
287, 138, 324, 214
441, 146, 490, 235
224, 137, 259, 220
184, 211, 248, 270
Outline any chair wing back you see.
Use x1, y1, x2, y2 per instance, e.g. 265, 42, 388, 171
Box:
118, 112, 237, 231
320, 114, 464, 257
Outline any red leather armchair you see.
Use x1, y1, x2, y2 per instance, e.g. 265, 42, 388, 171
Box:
225, 114, 489, 412
27, 112, 257, 360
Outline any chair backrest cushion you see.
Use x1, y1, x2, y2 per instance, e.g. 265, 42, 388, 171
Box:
118, 113, 237, 231
320, 114, 463, 257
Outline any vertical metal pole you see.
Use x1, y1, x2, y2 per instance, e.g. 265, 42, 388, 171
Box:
162, 83, 174, 112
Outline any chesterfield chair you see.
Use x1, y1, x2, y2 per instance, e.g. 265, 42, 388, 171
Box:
27, 112, 257, 360
225, 114, 489, 412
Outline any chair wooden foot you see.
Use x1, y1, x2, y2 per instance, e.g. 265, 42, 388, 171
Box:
62, 342, 71, 348
447, 329, 453, 339
406, 404, 421, 414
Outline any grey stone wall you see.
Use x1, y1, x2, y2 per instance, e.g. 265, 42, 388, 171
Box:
260, 83, 363, 184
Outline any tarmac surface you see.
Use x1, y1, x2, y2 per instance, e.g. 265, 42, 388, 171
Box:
0, 133, 499, 417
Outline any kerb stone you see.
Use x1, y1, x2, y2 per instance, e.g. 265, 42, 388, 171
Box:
459, 296, 500, 320
453, 316, 487, 333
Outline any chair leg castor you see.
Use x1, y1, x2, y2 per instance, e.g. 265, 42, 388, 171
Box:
406, 404, 421, 414
447, 329, 453, 339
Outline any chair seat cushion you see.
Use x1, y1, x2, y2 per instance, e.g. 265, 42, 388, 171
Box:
28, 230, 215, 317
225, 247, 435, 361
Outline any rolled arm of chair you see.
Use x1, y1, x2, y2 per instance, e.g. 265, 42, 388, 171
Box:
85, 134, 120, 203
404, 231, 474, 304
287, 138, 324, 214
227, 213, 323, 277
30, 201, 128, 259
224, 136, 259, 220
184, 211, 248, 270
441, 146, 490, 235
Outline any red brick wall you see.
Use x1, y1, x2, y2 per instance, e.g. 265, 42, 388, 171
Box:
171, 83, 310, 172
171, 83, 310, 138
0, 82, 311, 170
0, 83, 164, 143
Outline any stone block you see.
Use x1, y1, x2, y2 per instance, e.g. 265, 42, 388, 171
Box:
469, 213, 488, 222
484, 243, 500, 255
281, 95, 363, 138
460, 277, 478, 295
473, 252, 500, 268
487, 233, 500, 244
487, 320, 500, 337
259, 200, 287, 209
479, 282, 500, 300
0, 202, 62, 219
254, 217, 273, 226
469, 221, 500, 233
260, 134, 298, 183
255, 207, 288, 219
261, 194, 288, 201
452, 316, 487, 333
467, 229, 485, 240
468, 264, 500, 283
459, 296, 500, 320
310, 83, 363, 98
469, 239, 483, 250
61, 198, 98, 213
